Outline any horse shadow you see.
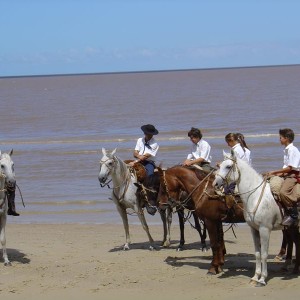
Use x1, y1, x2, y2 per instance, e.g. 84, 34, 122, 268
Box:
1, 248, 31, 264
164, 251, 298, 281
109, 240, 210, 252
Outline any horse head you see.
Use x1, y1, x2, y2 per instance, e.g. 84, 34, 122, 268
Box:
213, 150, 239, 189
98, 147, 117, 185
0, 149, 16, 188
156, 167, 182, 211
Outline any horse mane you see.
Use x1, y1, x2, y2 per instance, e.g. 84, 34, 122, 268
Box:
236, 156, 263, 180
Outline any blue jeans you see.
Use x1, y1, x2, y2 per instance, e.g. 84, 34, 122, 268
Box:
142, 161, 156, 176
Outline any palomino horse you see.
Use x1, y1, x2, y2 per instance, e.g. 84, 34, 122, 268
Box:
0, 150, 16, 265
156, 165, 245, 275
135, 172, 207, 251
213, 151, 300, 286
98, 148, 157, 250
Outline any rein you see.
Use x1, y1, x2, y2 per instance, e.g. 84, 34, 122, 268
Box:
219, 157, 269, 218
161, 168, 214, 211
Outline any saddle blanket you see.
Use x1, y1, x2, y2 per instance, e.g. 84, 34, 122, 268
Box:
269, 176, 300, 201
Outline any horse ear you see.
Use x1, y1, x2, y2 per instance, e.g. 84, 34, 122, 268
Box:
102, 148, 106, 156
111, 148, 117, 155
223, 150, 230, 159
156, 166, 163, 176
9, 149, 13, 156
230, 149, 236, 159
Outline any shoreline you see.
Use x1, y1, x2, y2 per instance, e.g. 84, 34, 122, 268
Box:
1, 223, 299, 300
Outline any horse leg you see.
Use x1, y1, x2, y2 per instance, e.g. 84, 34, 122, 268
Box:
115, 203, 131, 250
176, 209, 185, 251
160, 208, 172, 248
159, 209, 168, 247
192, 213, 208, 252
205, 219, 222, 275
164, 207, 172, 248
135, 207, 155, 250
293, 228, 300, 274
0, 216, 10, 266
249, 227, 262, 286
256, 226, 271, 286
290, 226, 300, 274
275, 230, 287, 261
281, 229, 293, 271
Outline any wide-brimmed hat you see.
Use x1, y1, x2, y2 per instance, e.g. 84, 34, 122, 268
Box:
141, 124, 159, 135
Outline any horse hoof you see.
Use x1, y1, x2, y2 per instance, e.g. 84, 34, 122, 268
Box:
123, 245, 130, 251
255, 282, 266, 287
249, 279, 257, 286
176, 247, 184, 252
4, 261, 12, 266
207, 271, 217, 276
149, 245, 156, 251
274, 255, 285, 262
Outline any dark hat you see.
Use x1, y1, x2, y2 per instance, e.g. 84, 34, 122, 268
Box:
141, 124, 159, 135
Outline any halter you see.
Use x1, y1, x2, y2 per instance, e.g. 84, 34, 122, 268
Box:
216, 156, 241, 190
100, 155, 134, 203
218, 157, 269, 217
160, 168, 214, 211
99, 157, 115, 187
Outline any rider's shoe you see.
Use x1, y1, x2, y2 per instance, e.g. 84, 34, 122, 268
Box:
7, 208, 20, 216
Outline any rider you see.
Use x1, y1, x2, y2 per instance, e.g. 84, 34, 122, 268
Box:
265, 128, 300, 227
182, 127, 212, 173
225, 132, 252, 165
222, 132, 252, 207
7, 185, 20, 216
130, 124, 159, 177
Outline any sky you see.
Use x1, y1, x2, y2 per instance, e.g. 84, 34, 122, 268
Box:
1, 0, 300, 77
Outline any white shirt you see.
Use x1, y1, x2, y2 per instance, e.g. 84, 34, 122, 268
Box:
134, 137, 159, 162
187, 139, 211, 163
283, 143, 300, 171
232, 143, 252, 165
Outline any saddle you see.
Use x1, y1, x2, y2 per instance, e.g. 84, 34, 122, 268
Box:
124, 160, 147, 183
269, 176, 300, 202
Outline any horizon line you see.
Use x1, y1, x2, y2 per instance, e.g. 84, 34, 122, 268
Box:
1, 63, 300, 79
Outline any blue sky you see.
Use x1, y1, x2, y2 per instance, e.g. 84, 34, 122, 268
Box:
1, 0, 300, 77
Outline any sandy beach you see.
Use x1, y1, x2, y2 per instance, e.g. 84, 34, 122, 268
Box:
1, 222, 299, 300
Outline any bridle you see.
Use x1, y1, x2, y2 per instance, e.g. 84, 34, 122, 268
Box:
215, 157, 241, 190
99, 157, 114, 188
217, 157, 268, 217
99, 155, 133, 203
160, 168, 214, 211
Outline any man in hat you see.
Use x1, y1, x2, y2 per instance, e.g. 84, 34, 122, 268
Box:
130, 124, 159, 176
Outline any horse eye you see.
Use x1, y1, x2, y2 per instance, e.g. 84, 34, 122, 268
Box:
225, 165, 231, 169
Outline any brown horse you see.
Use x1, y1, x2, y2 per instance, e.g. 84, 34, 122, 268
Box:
156, 165, 245, 275
135, 171, 208, 251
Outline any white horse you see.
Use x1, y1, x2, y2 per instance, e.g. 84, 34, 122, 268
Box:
0, 149, 16, 266
98, 148, 156, 250
213, 151, 283, 286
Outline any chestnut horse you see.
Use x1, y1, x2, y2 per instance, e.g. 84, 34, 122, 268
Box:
156, 165, 245, 275
135, 172, 207, 251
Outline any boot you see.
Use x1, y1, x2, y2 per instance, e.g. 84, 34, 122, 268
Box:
282, 206, 298, 226
7, 188, 20, 216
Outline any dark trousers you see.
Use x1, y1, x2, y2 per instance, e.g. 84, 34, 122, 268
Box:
142, 161, 156, 176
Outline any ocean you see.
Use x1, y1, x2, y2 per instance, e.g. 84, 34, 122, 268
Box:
1, 65, 300, 224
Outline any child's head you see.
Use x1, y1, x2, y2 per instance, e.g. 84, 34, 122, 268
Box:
279, 128, 294, 143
